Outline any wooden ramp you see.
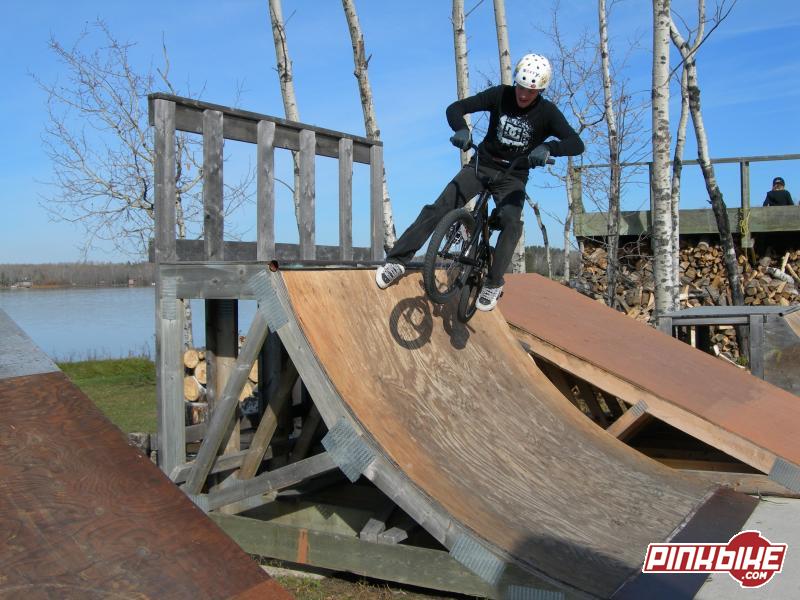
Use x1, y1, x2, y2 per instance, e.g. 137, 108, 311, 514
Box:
0, 310, 291, 600
501, 273, 800, 491
267, 269, 758, 599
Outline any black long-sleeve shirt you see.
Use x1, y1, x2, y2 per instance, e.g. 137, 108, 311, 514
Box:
446, 85, 584, 166
763, 189, 794, 206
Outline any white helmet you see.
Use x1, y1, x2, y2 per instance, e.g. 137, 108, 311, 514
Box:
514, 54, 552, 90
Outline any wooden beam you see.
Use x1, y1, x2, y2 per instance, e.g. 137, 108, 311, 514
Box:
170, 448, 275, 484
210, 515, 544, 599
200, 452, 338, 511
572, 377, 610, 428
370, 144, 384, 261
154, 239, 374, 263
299, 129, 316, 260
257, 120, 276, 261
203, 109, 224, 260
238, 359, 298, 479
339, 137, 354, 261
184, 307, 271, 494
153, 99, 184, 475
606, 401, 651, 442
290, 405, 322, 462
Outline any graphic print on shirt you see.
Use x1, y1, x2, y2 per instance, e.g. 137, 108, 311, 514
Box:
496, 114, 533, 149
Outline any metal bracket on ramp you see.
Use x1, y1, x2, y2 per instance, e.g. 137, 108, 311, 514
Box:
321, 418, 375, 482
450, 535, 505, 588
255, 271, 288, 331
505, 585, 565, 600
769, 457, 800, 492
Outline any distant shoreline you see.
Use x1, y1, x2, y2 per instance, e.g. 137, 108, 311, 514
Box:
1, 283, 155, 290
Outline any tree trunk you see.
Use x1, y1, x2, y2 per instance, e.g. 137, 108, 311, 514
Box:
599, 0, 621, 308
491, 0, 525, 275
670, 14, 744, 308
268, 0, 302, 228
651, 0, 676, 318
451, 0, 472, 168
493, 0, 513, 84
341, 0, 396, 251
563, 157, 577, 282
526, 195, 552, 279
670, 65, 689, 288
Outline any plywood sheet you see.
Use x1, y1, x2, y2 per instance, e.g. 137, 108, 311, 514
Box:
501, 273, 800, 467
0, 371, 290, 600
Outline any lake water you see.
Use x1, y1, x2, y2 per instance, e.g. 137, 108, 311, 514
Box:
0, 287, 257, 361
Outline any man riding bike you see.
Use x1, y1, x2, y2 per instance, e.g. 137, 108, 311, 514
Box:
376, 53, 585, 311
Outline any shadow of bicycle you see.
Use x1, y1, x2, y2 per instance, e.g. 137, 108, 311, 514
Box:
387, 280, 474, 351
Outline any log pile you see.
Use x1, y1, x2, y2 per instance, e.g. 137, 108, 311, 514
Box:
182, 343, 260, 424
578, 244, 800, 327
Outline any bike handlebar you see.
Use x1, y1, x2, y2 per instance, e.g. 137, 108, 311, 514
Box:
467, 143, 555, 173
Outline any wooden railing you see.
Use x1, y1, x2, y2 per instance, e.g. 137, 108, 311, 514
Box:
148, 93, 384, 475
572, 153, 800, 245
148, 93, 384, 264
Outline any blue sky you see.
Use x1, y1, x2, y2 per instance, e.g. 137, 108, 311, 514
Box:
2, 0, 799, 263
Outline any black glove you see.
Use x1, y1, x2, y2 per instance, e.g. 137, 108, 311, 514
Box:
528, 144, 551, 168
449, 128, 472, 151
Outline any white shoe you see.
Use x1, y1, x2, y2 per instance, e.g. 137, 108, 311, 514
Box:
475, 284, 503, 311
375, 262, 405, 289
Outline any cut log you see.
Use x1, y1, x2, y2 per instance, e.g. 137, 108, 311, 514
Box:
184, 375, 206, 402
183, 348, 200, 370
195, 360, 207, 385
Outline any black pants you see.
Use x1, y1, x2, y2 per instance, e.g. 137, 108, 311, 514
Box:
387, 161, 526, 286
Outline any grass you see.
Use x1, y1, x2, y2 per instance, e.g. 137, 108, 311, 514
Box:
59, 357, 157, 433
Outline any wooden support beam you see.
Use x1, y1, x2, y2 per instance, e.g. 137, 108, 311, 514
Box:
170, 448, 275, 484
210, 515, 542, 599
290, 405, 322, 462
153, 99, 185, 476
200, 452, 338, 511
184, 307, 271, 494
359, 498, 397, 543
606, 401, 652, 442
339, 138, 354, 261
239, 358, 298, 480
257, 120, 276, 261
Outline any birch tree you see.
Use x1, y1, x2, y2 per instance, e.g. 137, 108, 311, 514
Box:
267, 0, 302, 227
598, 0, 622, 307
452, 0, 472, 167
651, 0, 677, 316
490, 0, 528, 274
341, 0, 396, 251
670, 1, 744, 308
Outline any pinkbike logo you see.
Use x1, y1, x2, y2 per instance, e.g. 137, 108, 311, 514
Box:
642, 530, 787, 588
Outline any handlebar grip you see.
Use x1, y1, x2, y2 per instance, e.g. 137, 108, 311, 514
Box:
546, 158, 556, 165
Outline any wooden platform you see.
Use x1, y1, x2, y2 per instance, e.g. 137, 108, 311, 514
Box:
501, 273, 800, 491
267, 270, 758, 599
0, 310, 291, 600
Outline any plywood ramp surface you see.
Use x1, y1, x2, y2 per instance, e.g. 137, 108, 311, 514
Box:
281, 270, 718, 598
0, 370, 291, 600
501, 274, 800, 468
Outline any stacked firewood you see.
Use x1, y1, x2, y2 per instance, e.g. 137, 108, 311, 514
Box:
578, 244, 800, 322
182, 340, 259, 424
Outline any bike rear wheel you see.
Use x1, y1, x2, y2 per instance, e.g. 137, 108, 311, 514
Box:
423, 208, 476, 304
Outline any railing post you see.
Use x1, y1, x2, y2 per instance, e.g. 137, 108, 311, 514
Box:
299, 129, 316, 260
257, 120, 276, 261
370, 144, 384, 261
740, 160, 752, 248
339, 138, 354, 261
154, 99, 185, 475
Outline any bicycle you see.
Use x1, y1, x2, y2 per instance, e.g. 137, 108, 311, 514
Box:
422, 143, 554, 323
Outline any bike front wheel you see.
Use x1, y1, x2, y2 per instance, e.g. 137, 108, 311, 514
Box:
423, 208, 476, 304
